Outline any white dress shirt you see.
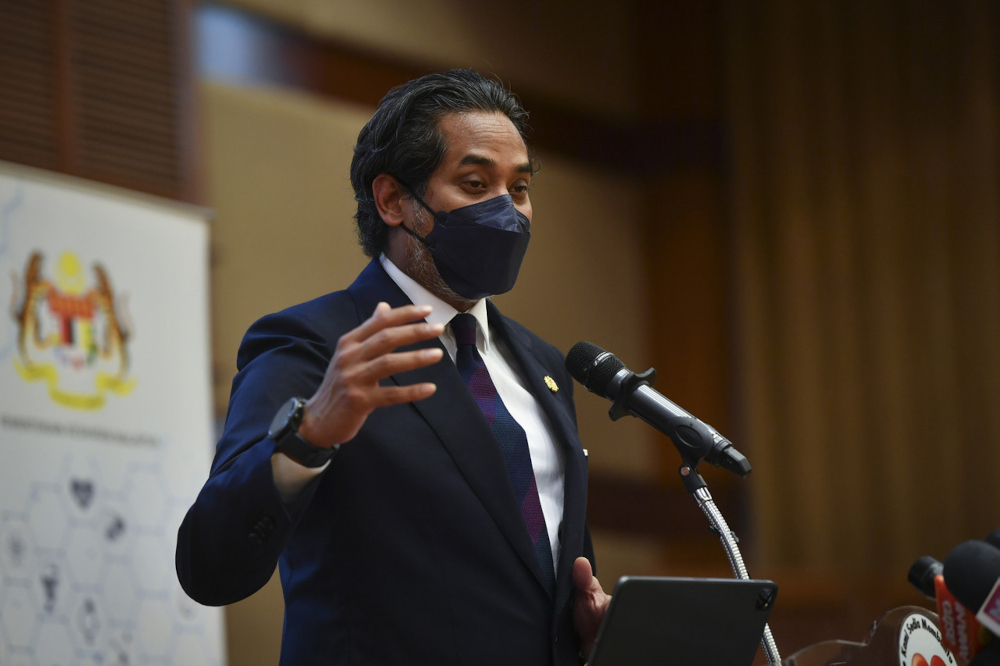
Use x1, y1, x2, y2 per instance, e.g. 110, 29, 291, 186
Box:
272, 256, 565, 570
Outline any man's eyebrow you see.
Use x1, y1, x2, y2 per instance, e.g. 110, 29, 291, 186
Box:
459, 154, 495, 167
458, 154, 533, 175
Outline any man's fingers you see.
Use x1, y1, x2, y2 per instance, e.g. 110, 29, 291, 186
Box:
352, 321, 445, 363
370, 382, 437, 407
354, 348, 444, 383
341, 302, 434, 345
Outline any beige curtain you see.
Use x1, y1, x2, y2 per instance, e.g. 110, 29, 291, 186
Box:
727, 0, 1000, 572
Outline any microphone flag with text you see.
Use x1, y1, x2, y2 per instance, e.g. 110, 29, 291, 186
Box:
909, 533, 1000, 664
565, 341, 751, 476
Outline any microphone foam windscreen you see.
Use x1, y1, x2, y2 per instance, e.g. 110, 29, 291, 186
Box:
943, 540, 1000, 611
908, 555, 944, 599
565, 342, 624, 395
985, 529, 1000, 551
565, 342, 605, 384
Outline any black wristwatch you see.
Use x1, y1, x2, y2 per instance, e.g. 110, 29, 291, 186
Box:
268, 397, 338, 468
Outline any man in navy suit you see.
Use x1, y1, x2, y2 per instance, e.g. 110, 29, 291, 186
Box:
177, 70, 609, 665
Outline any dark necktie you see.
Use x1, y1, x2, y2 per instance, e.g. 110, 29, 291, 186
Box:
451, 313, 556, 594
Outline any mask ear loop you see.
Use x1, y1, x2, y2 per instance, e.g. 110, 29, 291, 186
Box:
394, 178, 436, 248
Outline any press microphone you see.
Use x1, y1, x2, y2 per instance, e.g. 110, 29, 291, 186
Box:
565, 341, 751, 476
944, 540, 1000, 641
909, 554, 989, 662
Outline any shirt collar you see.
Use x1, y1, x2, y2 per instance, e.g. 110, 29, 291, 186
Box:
379, 254, 491, 351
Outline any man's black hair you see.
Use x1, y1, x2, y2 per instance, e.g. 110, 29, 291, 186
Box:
350, 69, 533, 258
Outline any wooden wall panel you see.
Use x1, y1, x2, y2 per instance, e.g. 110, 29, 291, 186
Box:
0, 0, 59, 170
632, 0, 744, 576
728, 0, 1000, 573
0, 0, 196, 201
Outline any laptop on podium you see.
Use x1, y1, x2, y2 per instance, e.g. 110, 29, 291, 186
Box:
588, 576, 778, 666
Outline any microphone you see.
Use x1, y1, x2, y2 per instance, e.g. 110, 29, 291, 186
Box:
908, 555, 944, 599
909, 554, 989, 662
565, 341, 751, 477
944, 540, 1000, 641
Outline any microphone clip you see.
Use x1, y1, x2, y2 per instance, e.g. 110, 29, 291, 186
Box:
608, 367, 657, 421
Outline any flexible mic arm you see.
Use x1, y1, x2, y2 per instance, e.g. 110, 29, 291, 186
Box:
566, 341, 781, 666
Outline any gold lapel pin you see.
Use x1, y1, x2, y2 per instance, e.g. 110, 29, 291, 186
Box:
543, 376, 559, 393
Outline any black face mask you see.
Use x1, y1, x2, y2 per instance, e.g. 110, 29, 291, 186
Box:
400, 190, 531, 300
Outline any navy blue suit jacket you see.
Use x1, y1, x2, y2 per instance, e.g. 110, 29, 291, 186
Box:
176, 260, 593, 665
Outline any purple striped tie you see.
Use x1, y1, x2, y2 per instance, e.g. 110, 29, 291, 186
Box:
451, 313, 555, 594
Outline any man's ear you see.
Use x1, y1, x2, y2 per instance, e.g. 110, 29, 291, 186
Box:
372, 174, 406, 227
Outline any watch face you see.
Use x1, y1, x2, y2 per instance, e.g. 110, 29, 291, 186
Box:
268, 397, 300, 441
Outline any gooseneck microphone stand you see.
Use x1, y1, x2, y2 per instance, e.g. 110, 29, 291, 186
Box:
567, 342, 782, 664
601, 362, 782, 666
678, 462, 781, 666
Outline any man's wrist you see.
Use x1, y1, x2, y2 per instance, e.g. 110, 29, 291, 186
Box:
296, 401, 324, 446
269, 397, 338, 468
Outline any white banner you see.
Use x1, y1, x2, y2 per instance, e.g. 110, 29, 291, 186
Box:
0, 163, 225, 665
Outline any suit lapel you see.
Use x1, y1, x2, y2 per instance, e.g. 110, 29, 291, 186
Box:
347, 261, 551, 595
487, 302, 589, 614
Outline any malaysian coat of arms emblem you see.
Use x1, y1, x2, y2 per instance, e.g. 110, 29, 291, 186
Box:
9, 250, 135, 410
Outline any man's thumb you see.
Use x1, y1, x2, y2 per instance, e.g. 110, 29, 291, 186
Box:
572, 557, 595, 590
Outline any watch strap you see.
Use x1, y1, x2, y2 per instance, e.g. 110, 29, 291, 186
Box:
275, 431, 338, 468
269, 396, 338, 468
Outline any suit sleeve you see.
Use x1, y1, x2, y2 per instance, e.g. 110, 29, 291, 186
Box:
175, 308, 338, 606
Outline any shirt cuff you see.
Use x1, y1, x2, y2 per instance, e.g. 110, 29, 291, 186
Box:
271, 451, 330, 504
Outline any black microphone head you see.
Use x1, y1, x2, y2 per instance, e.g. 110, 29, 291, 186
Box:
566, 341, 625, 397
566, 342, 605, 385
943, 539, 1000, 611
908, 555, 944, 599
985, 529, 1000, 551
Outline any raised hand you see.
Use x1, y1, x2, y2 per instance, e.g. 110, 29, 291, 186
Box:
297, 302, 444, 448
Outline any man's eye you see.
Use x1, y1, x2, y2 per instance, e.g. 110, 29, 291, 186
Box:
465, 180, 485, 189
511, 185, 530, 195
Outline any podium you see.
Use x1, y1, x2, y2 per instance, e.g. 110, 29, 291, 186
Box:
784, 606, 967, 666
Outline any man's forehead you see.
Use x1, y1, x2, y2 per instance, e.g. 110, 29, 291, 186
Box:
436, 111, 530, 167
437, 109, 512, 131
